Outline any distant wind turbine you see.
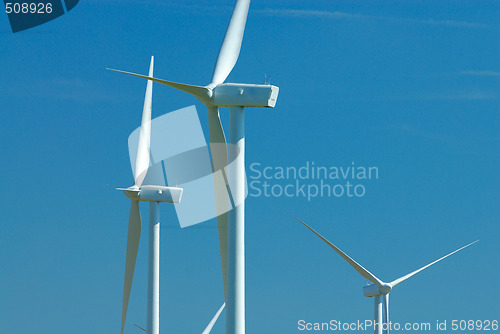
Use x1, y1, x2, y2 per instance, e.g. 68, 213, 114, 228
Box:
108, 1, 279, 333
296, 218, 478, 334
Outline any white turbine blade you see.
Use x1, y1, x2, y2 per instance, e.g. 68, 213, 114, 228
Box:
210, 0, 251, 85
207, 106, 229, 298
107, 68, 211, 99
296, 217, 384, 287
121, 201, 142, 334
202, 303, 226, 334
383, 294, 389, 334
390, 240, 479, 288
134, 56, 154, 187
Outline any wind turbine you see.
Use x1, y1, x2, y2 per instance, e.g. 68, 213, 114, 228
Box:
296, 218, 478, 334
117, 56, 184, 334
108, 1, 278, 333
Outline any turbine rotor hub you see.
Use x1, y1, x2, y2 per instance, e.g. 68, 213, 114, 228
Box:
379, 283, 392, 294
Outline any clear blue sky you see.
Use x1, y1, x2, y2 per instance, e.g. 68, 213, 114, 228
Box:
1, 1, 499, 333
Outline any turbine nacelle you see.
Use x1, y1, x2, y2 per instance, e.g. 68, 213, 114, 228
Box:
363, 283, 392, 297
155, 82, 280, 108
119, 185, 183, 203
212, 83, 279, 108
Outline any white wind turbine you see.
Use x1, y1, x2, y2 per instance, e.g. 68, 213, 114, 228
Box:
117, 56, 226, 334
296, 218, 478, 334
108, 1, 278, 333
118, 56, 183, 334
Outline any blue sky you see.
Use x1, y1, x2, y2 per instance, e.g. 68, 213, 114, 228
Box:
0, 1, 499, 333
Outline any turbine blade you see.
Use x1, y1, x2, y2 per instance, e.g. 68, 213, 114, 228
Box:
296, 217, 384, 287
132, 323, 147, 332
383, 294, 389, 334
202, 303, 226, 334
207, 106, 229, 299
134, 56, 154, 187
107, 68, 211, 99
210, 0, 251, 85
121, 201, 142, 334
390, 240, 479, 288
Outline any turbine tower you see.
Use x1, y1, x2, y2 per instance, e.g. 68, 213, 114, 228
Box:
296, 218, 478, 334
108, 1, 278, 333
118, 56, 183, 334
